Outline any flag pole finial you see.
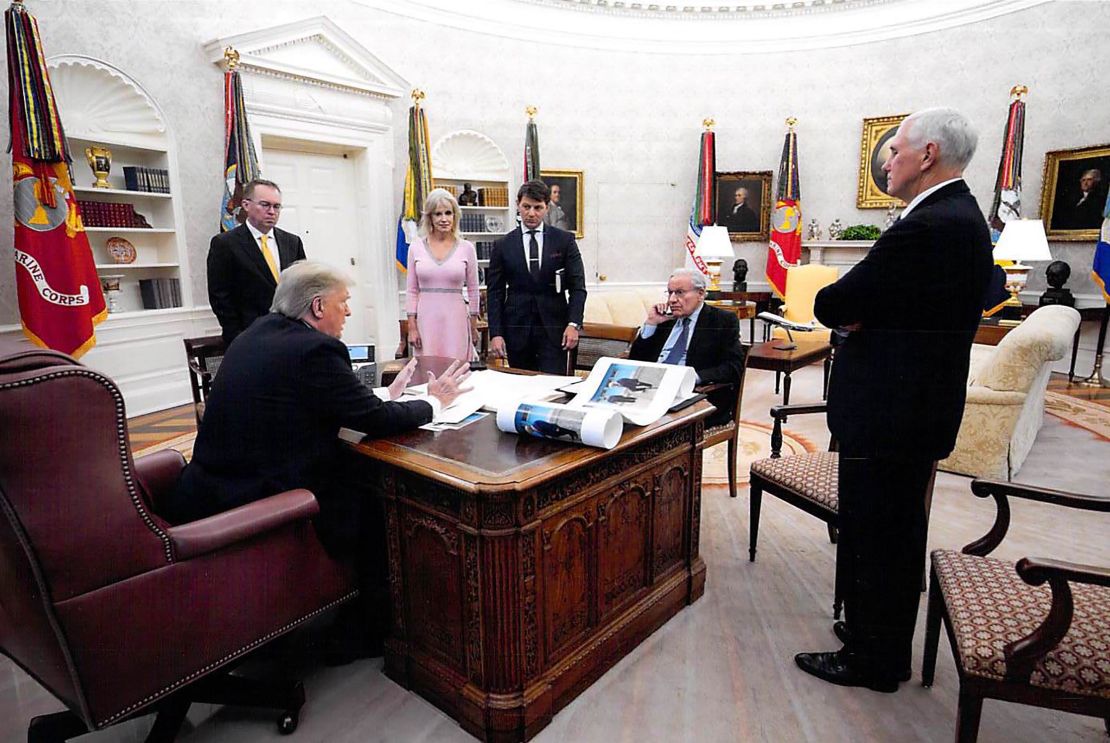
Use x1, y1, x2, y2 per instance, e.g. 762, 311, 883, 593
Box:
411, 89, 425, 106
223, 47, 240, 71
1009, 84, 1028, 101
526, 105, 538, 121
785, 117, 797, 130
702, 118, 715, 131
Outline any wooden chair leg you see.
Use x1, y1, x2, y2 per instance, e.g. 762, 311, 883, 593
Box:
922, 569, 943, 687
28, 711, 88, 743
826, 523, 838, 544
955, 687, 983, 743
748, 485, 762, 561
727, 436, 738, 499
774, 370, 781, 394
146, 696, 191, 743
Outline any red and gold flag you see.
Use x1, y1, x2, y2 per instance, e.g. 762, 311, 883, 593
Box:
7, 1, 105, 357
766, 119, 802, 299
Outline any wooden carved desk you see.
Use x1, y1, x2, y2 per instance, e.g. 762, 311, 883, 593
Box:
347, 395, 713, 741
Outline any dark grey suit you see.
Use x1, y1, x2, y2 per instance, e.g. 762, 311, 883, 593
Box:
207, 224, 306, 345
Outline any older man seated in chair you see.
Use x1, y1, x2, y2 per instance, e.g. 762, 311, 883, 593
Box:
629, 267, 746, 426
168, 260, 470, 663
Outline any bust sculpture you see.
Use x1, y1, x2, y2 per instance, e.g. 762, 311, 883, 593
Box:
732, 258, 749, 292
1039, 260, 1075, 307
458, 182, 478, 206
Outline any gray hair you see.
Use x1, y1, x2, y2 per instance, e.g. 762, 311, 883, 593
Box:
271, 260, 353, 319
418, 188, 461, 239
1082, 169, 1102, 181
901, 107, 978, 170
670, 267, 708, 292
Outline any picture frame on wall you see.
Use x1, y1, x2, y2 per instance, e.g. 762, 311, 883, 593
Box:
856, 114, 908, 209
714, 170, 772, 241
540, 169, 584, 238
1040, 144, 1110, 241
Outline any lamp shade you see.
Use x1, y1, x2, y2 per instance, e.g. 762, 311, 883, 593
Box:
993, 219, 1051, 262
696, 225, 735, 259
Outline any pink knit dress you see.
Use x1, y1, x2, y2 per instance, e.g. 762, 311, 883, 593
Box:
405, 237, 480, 362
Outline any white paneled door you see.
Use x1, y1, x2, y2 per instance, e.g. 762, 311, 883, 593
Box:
262, 147, 367, 343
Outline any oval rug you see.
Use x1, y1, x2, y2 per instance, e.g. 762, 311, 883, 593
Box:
702, 419, 818, 486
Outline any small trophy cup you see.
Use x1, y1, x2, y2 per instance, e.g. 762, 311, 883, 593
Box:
85, 146, 112, 189
100, 275, 124, 314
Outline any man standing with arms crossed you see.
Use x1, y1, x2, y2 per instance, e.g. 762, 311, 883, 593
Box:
795, 108, 993, 691
487, 180, 586, 373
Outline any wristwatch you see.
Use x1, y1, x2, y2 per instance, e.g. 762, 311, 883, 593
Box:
567, 322, 580, 330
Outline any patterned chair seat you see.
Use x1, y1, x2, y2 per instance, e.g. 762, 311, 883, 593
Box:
932, 549, 1110, 700
749, 451, 839, 512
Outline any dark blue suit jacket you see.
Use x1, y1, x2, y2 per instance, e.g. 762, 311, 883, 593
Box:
814, 180, 993, 458
486, 225, 586, 348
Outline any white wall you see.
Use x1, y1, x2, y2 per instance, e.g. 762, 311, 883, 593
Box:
1, 0, 1106, 326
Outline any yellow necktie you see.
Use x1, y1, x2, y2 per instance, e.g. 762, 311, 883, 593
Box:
260, 234, 279, 281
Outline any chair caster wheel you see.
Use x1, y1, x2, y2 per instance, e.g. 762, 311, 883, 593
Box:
278, 711, 299, 735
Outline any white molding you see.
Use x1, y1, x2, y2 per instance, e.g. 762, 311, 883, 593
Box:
204, 16, 408, 100
432, 130, 511, 182
47, 54, 166, 148
357, 0, 1051, 54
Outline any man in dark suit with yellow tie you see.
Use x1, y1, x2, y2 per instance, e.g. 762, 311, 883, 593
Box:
487, 180, 587, 373
207, 179, 306, 345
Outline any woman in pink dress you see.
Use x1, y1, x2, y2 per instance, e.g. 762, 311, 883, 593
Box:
405, 188, 480, 361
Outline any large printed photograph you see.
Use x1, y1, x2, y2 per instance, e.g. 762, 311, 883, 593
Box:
586, 362, 667, 417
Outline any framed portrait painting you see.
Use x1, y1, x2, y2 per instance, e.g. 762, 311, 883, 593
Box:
714, 170, 772, 241
857, 114, 908, 209
540, 169, 584, 238
1040, 144, 1110, 241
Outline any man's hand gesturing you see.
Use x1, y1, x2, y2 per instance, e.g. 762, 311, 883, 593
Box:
427, 360, 473, 408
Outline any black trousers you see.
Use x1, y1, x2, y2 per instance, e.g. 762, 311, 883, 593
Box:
836, 452, 936, 674
506, 310, 568, 375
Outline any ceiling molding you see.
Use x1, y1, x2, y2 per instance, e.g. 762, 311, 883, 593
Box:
355, 0, 1052, 54
203, 16, 409, 99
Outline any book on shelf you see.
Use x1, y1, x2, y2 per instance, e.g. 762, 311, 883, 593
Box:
477, 186, 508, 207
138, 278, 182, 309
122, 166, 170, 194
77, 200, 152, 228
475, 241, 494, 260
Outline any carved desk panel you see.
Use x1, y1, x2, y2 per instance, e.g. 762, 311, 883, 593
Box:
349, 400, 712, 742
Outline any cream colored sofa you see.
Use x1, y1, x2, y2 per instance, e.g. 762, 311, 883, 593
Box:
939, 304, 1081, 480
583, 287, 660, 327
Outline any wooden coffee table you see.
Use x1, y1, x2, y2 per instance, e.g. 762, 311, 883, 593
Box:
746, 340, 832, 405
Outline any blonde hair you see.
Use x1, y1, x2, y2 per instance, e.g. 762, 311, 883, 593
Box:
418, 188, 461, 239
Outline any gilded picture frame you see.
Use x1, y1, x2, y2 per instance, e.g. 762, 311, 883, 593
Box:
856, 114, 908, 209
1040, 144, 1110, 241
714, 170, 772, 241
540, 169, 584, 238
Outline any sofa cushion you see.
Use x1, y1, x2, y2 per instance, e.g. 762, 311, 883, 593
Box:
584, 288, 660, 326
975, 305, 1080, 392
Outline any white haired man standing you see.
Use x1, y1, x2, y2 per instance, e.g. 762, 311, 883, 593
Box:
795, 108, 993, 691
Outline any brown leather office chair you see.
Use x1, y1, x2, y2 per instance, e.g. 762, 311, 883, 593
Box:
922, 478, 1110, 742
570, 322, 640, 375
0, 338, 357, 742
183, 335, 226, 424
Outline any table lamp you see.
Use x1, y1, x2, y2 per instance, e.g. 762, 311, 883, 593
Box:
696, 225, 735, 293
993, 219, 1051, 326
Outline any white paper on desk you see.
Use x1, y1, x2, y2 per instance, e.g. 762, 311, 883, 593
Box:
566, 357, 696, 427
409, 369, 576, 425
496, 400, 622, 449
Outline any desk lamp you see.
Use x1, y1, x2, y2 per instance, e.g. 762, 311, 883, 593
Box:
696, 225, 735, 293
993, 219, 1051, 326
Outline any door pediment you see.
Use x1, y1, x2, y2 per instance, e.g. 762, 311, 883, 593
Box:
204, 16, 407, 100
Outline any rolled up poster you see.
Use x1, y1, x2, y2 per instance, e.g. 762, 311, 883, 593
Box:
496, 401, 622, 450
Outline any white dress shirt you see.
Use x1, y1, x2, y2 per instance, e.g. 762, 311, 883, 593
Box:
521, 222, 545, 270
899, 178, 963, 220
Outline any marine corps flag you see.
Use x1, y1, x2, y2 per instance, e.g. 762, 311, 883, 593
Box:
766, 118, 802, 298
395, 89, 433, 272
219, 47, 259, 232
683, 119, 714, 275
7, 1, 105, 357
988, 85, 1027, 242
523, 105, 540, 182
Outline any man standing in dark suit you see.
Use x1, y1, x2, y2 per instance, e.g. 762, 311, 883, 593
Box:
207, 179, 306, 345
169, 261, 469, 660
628, 268, 746, 427
795, 108, 993, 692
487, 180, 587, 374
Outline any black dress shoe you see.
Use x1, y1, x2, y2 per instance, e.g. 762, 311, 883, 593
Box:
830, 623, 913, 682
794, 649, 901, 693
